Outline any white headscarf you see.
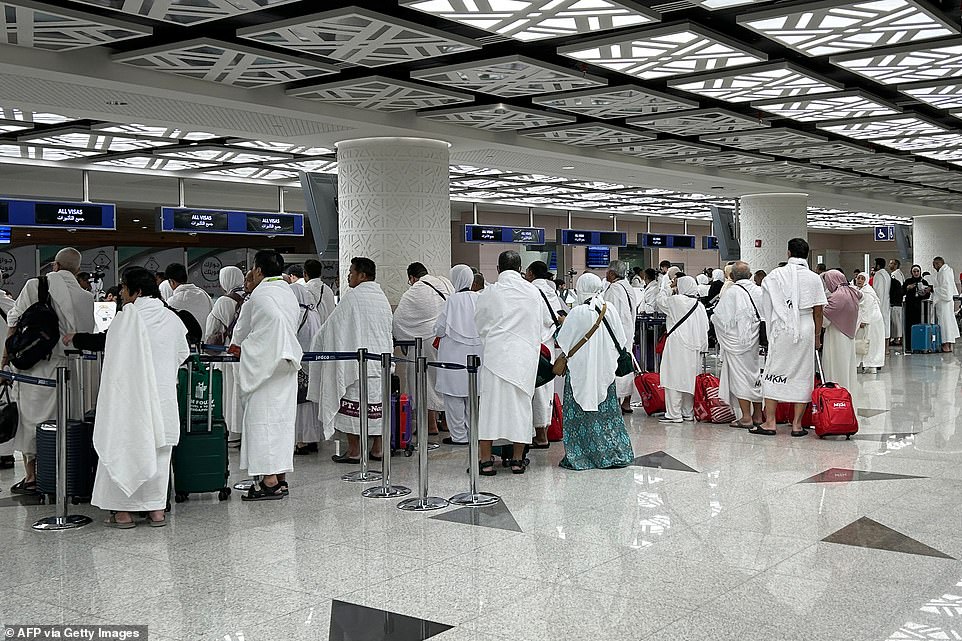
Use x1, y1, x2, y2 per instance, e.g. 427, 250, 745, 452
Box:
696, 274, 709, 286
575, 272, 604, 303
219, 266, 244, 294
711, 269, 725, 282
677, 275, 699, 297
450, 264, 474, 293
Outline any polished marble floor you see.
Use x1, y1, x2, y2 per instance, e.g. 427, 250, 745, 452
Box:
2, 350, 962, 641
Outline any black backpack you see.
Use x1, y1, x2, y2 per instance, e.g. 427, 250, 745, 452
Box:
6, 276, 60, 370
169, 306, 203, 345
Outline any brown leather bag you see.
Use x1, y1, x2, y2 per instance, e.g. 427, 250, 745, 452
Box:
553, 304, 607, 377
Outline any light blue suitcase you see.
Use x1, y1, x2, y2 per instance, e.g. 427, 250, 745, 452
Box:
911, 323, 941, 353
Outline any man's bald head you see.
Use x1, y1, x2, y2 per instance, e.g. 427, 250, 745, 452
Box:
54, 248, 81, 274
732, 261, 752, 282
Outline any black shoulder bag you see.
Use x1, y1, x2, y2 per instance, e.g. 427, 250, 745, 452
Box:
600, 314, 635, 377
736, 284, 768, 348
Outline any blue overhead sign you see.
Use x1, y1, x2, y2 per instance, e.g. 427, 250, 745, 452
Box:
874, 225, 895, 241
464, 224, 545, 244
160, 207, 304, 236
0, 198, 116, 230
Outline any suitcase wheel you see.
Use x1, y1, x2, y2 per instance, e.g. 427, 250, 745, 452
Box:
174, 492, 189, 503
218, 488, 231, 501
405, 447, 414, 457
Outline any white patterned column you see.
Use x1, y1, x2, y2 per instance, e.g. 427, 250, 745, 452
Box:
739, 193, 808, 274
912, 215, 962, 274
337, 137, 450, 305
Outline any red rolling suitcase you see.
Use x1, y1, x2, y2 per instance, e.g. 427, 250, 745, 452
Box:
391, 394, 414, 456
693, 353, 735, 424
635, 371, 665, 416
811, 353, 858, 439
546, 394, 563, 442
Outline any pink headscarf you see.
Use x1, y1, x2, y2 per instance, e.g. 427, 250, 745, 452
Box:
822, 269, 861, 339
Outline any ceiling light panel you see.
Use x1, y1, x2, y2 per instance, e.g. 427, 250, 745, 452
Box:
818, 115, 947, 140
155, 145, 292, 163
872, 133, 962, 151
815, 152, 911, 171
0, 119, 30, 134
226, 140, 333, 156
238, 7, 479, 67
769, 141, 873, 159
831, 40, 962, 84
503, 185, 581, 196
701, 127, 827, 150
602, 139, 720, 158
730, 161, 828, 180
449, 178, 523, 189
0, 144, 102, 161
532, 85, 697, 119
267, 158, 338, 173
670, 151, 773, 167
201, 165, 300, 181
899, 80, 962, 110
115, 38, 337, 88
558, 22, 766, 80
0, 107, 74, 126
521, 123, 655, 147
88, 154, 218, 171
19, 128, 175, 152
401, 0, 660, 42
418, 104, 576, 131
449, 165, 505, 176
668, 62, 842, 103
737, 0, 957, 57
879, 162, 956, 179
628, 108, 769, 135
73, 0, 302, 25
915, 148, 962, 162
752, 91, 900, 122
92, 123, 216, 141
0, 0, 151, 51
507, 174, 572, 183
411, 55, 605, 97
288, 76, 472, 112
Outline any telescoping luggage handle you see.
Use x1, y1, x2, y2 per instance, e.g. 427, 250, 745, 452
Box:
182, 354, 216, 434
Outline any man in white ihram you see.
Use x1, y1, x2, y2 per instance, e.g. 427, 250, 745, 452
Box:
303, 259, 336, 325
711, 261, 764, 428
164, 262, 212, 330
871, 257, 891, 344
656, 276, 709, 423
755, 238, 826, 437
603, 260, 638, 414
932, 257, 960, 353
475, 250, 542, 476
394, 262, 454, 438
311, 257, 393, 463
232, 250, 302, 501
4, 247, 94, 495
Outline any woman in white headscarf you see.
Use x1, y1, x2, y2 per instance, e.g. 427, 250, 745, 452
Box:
695, 273, 711, 298
555, 273, 634, 470
704, 268, 725, 308
656, 276, 710, 423
434, 265, 481, 445
203, 266, 246, 440
854, 272, 886, 373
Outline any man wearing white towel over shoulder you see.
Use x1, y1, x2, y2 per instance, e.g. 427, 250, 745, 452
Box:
756, 238, 826, 437
475, 251, 542, 476
310, 257, 393, 463
932, 257, 960, 353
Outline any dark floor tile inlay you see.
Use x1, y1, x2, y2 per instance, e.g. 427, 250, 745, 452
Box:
857, 409, 890, 418
850, 432, 918, 442
630, 451, 698, 473
330, 600, 454, 641
0, 494, 45, 508
822, 517, 954, 559
430, 500, 523, 533
799, 468, 926, 483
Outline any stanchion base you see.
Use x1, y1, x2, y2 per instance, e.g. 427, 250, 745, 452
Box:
233, 479, 256, 492
397, 496, 449, 512
449, 492, 500, 507
32, 514, 93, 531
341, 470, 383, 483
362, 484, 412, 499
427, 442, 440, 451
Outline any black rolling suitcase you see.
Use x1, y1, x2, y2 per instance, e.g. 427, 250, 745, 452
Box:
35, 418, 97, 504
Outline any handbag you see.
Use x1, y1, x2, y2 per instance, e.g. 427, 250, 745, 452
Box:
536, 344, 556, 388
549, 304, 608, 380
736, 284, 768, 349
855, 336, 870, 356
656, 301, 700, 355
0, 383, 18, 444
600, 316, 634, 377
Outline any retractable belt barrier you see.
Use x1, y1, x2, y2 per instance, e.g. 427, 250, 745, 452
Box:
0, 370, 56, 387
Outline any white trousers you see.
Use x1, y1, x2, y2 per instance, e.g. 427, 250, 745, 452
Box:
532, 384, 552, 428
443, 394, 469, 443
891, 307, 903, 339
0, 439, 13, 457
665, 389, 694, 421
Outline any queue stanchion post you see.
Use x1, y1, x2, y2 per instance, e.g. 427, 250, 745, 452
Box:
33, 366, 92, 531
342, 348, 382, 483
398, 356, 449, 511
363, 353, 411, 499
411, 338, 440, 452
450, 355, 499, 507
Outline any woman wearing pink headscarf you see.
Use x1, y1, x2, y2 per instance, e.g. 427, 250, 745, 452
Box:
821, 269, 861, 396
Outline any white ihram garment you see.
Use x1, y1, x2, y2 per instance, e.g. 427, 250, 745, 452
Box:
292, 283, 322, 444
92, 297, 189, 511
603, 279, 637, 399
310, 281, 393, 439
204, 267, 245, 436
656, 280, 709, 420
394, 274, 454, 411
872, 269, 892, 340
304, 278, 336, 325
711, 280, 763, 406
237, 279, 302, 476
934, 264, 961, 344
8, 271, 94, 458
760, 259, 827, 403
475, 270, 541, 443
532, 278, 564, 427
435, 268, 480, 443
856, 284, 886, 369
166, 283, 213, 330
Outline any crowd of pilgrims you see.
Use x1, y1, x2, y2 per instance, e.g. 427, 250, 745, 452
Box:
0, 241, 958, 527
